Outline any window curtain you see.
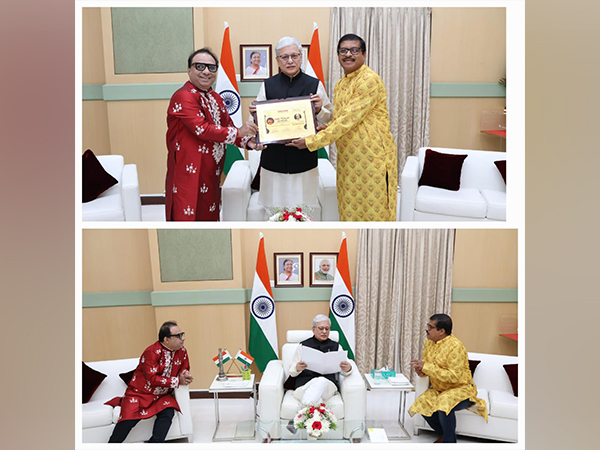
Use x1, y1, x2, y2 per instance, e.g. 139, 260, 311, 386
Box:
354, 229, 454, 383
327, 7, 431, 174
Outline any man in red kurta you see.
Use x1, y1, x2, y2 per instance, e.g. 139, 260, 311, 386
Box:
107, 321, 193, 443
165, 48, 259, 221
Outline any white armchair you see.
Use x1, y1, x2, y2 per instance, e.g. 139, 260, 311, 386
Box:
258, 330, 366, 439
82, 358, 193, 443
221, 152, 339, 221
400, 147, 506, 221
82, 155, 142, 221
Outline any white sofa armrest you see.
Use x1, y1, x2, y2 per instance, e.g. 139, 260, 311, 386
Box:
339, 361, 366, 437
174, 385, 193, 441
222, 160, 253, 221
317, 158, 339, 221
121, 164, 142, 221
400, 156, 419, 221
258, 360, 285, 422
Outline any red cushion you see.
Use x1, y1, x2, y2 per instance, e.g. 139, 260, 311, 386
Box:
503, 363, 518, 397
468, 359, 481, 377
418, 149, 468, 191
82, 362, 107, 403
494, 160, 506, 183
119, 369, 136, 386
82, 149, 118, 202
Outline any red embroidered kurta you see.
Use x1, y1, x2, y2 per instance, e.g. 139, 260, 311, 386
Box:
105, 341, 190, 422
165, 81, 251, 221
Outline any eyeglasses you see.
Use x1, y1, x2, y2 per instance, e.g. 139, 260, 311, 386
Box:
315, 326, 330, 332
277, 53, 301, 62
169, 332, 185, 340
338, 47, 363, 56
192, 62, 218, 73
425, 324, 437, 331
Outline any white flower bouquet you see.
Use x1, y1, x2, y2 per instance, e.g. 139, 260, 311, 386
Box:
293, 402, 338, 438
266, 205, 313, 222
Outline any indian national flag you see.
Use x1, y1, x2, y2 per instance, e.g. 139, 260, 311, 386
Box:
329, 232, 356, 360
304, 21, 328, 160
249, 233, 279, 372
236, 350, 254, 367
212, 350, 232, 366
215, 22, 244, 175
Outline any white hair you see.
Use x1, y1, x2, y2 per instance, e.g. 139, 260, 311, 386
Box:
312, 314, 331, 327
275, 36, 302, 56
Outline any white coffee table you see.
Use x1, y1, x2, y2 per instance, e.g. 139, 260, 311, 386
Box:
208, 375, 256, 441
364, 373, 414, 440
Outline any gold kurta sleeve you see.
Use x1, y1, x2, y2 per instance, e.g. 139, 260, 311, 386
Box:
408, 335, 488, 421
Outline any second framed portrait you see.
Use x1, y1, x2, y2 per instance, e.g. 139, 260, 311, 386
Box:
274, 253, 303, 287
240, 44, 272, 81
310, 253, 338, 286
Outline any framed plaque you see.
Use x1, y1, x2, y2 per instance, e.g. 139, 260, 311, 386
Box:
252, 96, 317, 145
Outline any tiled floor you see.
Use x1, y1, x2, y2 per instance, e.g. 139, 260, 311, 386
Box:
182, 389, 498, 444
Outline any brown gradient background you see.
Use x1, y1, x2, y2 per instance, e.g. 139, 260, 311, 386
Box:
2, 0, 597, 448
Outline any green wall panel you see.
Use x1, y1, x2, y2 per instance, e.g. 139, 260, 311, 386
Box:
452, 288, 517, 303
157, 230, 233, 282
83, 291, 152, 308
111, 7, 194, 74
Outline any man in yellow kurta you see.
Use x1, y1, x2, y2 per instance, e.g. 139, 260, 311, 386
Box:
287, 34, 397, 221
408, 314, 487, 443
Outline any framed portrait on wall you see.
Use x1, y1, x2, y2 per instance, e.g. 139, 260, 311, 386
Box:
274, 253, 303, 287
310, 253, 337, 287
240, 44, 272, 81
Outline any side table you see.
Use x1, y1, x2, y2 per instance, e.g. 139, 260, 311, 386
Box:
208, 375, 256, 441
364, 373, 413, 440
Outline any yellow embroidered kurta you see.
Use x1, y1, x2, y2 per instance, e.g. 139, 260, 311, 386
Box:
305, 64, 397, 221
408, 335, 488, 421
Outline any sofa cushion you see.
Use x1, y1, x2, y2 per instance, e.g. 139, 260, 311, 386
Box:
503, 364, 518, 396
280, 390, 344, 420
82, 401, 114, 429
119, 369, 136, 386
481, 189, 506, 220
469, 360, 481, 377
455, 387, 489, 415
82, 150, 118, 203
416, 186, 487, 219
83, 362, 107, 403
489, 389, 518, 420
418, 149, 468, 191
81, 194, 125, 221
494, 160, 506, 184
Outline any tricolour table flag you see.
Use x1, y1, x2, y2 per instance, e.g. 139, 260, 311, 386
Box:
215, 22, 244, 174
304, 21, 328, 160
329, 232, 356, 360
249, 233, 279, 372
212, 349, 232, 366
236, 350, 254, 367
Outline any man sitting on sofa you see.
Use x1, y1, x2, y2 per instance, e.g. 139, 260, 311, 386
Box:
287, 314, 352, 405
408, 314, 487, 443
107, 321, 194, 443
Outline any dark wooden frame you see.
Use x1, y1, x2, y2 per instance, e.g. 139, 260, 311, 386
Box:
274, 252, 304, 287
240, 44, 272, 81
252, 96, 317, 145
309, 252, 338, 287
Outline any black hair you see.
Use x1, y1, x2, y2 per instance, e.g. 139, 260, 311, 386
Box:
337, 33, 366, 54
250, 51, 260, 58
159, 321, 178, 342
187, 47, 219, 68
430, 314, 452, 335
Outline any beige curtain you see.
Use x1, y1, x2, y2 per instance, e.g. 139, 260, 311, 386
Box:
327, 7, 431, 173
354, 229, 454, 383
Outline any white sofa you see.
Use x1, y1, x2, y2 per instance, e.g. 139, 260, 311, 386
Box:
400, 147, 506, 221
221, 151, 339, 221
82, 358, 193, 443
82, 155, 142, 221
258, 330, 366, 439
413, 352, 518, 442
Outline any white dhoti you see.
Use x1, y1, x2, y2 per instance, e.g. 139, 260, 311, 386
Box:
292, 377, 338, 405
258, 167, 319, 211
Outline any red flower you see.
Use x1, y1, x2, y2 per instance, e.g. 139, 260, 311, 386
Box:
312, 421, 322, 430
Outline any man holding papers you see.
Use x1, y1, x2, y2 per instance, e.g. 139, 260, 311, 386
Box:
287, 314, 352, 405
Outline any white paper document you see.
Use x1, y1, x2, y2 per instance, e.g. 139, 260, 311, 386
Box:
301, 346, 348, 374
367, 427, 389, 443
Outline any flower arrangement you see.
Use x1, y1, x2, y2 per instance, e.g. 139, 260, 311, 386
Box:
293, 402, 338, 438
266, 205, 313, 222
